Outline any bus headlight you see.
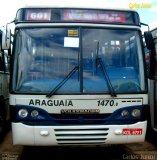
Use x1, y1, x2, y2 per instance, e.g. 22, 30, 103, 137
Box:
131, 109, 141, 117
31, 110, 39, 117
18, 109, 28, 118
121, 110, 129, 117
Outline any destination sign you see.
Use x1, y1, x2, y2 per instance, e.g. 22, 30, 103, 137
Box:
15, 8, 140, 25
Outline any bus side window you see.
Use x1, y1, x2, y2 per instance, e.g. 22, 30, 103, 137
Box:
102, 40, 122, 67
125, 37, 138, 71
4, 53, 10, 72
110, 40, 123, 67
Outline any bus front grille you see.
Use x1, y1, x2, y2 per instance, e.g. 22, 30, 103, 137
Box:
50, 114, 111, 124
54, 128, 109, 144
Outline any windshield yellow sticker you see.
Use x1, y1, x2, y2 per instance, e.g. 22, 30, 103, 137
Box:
68, 30, 78, 37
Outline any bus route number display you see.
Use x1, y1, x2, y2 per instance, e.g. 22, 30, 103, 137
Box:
26, 9, 51, 21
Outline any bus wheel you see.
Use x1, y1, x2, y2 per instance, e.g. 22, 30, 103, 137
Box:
0, 96, 7, 125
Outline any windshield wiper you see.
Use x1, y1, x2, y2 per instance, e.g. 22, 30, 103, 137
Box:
96, 42, 116, 97
97, 58, 117, 97
46, 66, 78, 98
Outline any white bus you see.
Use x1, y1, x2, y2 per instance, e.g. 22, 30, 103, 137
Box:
0, 28, 10, 131
144, 28, 157, 132
10, 6, 148, 146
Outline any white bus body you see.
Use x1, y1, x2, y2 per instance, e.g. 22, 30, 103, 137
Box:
146, 28, 157, 132
10, 6, 148, 146
0, 28, 10, 129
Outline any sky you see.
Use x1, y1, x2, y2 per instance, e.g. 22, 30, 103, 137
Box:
0, 0, 157, 32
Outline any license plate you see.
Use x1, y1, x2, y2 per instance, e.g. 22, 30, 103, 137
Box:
122, 128, 142, 135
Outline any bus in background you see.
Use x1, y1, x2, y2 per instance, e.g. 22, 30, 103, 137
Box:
144, 28, 157, 132
0, 27, 11, 133
10, 6, 148, 146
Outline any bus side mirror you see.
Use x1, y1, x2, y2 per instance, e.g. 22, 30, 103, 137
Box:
144, 31, 154, 50
2, 28, 11, 50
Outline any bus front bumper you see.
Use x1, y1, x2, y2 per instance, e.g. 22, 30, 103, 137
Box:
12, 121, 147, 146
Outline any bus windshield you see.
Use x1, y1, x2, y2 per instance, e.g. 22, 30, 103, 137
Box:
12, 28, 146, 94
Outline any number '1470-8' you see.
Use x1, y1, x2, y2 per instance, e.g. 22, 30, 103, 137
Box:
97, 100, 118, 106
